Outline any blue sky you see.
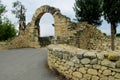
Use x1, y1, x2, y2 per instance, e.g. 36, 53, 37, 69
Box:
2, 0, 120, 36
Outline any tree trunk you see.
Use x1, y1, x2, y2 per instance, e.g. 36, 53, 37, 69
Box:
111, 23, 116, 51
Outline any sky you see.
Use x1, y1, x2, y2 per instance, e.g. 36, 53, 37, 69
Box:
1, 0, 120, 36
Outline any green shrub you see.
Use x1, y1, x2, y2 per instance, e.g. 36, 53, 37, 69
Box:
0, 18, 16, 41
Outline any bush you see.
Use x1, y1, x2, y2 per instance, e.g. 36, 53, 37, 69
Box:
0, 18, 16, 41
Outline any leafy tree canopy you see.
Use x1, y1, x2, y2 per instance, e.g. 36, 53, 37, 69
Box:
103, 0, 120, 25
73, 0, 103, 26
0, 0, 16, 41
11, 0, 26, 20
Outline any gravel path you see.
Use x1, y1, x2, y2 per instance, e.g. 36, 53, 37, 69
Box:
0, 48, 58, 80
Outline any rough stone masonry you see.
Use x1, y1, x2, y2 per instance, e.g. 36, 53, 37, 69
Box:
47, 44, 120, 80
6, 5, 120, 51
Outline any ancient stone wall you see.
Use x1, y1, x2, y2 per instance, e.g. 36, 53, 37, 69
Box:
47, 44, 120, 80
67, 22, 108, 50
7, 5, 120, 50
6, 5, 69, 48
26, 5, 71, 47
12, 5, 71, 48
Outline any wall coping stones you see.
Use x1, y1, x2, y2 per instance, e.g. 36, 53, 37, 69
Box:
48, 44, 120, 62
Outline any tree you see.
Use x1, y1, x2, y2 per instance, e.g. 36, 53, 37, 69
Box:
103, 0, 120, 50
0, 1, 16, 41
73, 0, 103, 26
11, 0, 26, 30
0, 18, 16, 41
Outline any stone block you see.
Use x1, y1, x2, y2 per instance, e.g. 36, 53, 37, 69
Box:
116, 61, 120, 68
91, 59, 98, 64
97, 53, 105, 60
66, 61, 74, 67
83, 74, 92, 80
101, 59, 116, 68
92, 76, 99, 80
79, 68, 87, 74
87, 69, 98, 75
101, 66, 108, 70
72, 72, 82, 78
100, 77, 108, 80
93, 65, 101, 69
81, 58, 90, 64
103, 70, 112, 76
114, 73, 120, 79
108, 76, 115, 80
70, 56, 80, 64
107, 53, 119, 61
84, 51, 96, 59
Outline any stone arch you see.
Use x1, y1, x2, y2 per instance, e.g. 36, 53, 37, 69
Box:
26, 5, 71, 47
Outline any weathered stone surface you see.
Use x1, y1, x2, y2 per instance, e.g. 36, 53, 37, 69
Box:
66, 61, 74, 67
85, 64, 92, 68
91, 59, 98, 64
70, 56, 80, 64
79, 68, 87, 74
108, 76, 115, 80
93, 65, 101, 69
101, 59, 116, 68
100, 77, 108, 80
92, 76, 99, 80
77, 50, 86, 59
107, 53, 119, 61
62, 54, 69, 60
116, 61, 120, 68
101, 66, 108, 70
81, 58, 90, 64
83, 74, 91, 80
80, 78, 86, 80
97, 53, 104, 60
72, 72, 82, 78
103, 70, 111, 76
114, 73, 120, 79
110, 68, 120, 73
84, 51, 96, 59
47, 45, 120, 80
57, 52, 63, 59
87, 69, 98, 75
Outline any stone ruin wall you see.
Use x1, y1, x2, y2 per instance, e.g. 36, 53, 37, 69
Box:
48, 44, 120, 80
5, 5, 120, 51
56, 22, 109, 50
6, 5, 71, 49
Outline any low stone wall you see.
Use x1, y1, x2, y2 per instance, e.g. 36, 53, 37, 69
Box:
47, 44, 120, 80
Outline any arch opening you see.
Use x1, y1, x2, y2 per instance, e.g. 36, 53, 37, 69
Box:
39, 13, 55, 46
